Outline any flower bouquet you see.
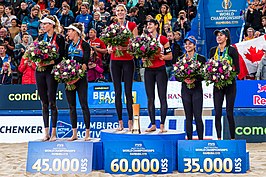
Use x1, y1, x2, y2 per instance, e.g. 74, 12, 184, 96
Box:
202, 58, 237, 89
52, 59, 86, 91
100, 23, 133, 57
173, 56, 202, 89
24, 41, 58, 71
127, 33, 160, 67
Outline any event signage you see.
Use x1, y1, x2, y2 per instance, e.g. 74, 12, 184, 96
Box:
204, 0, 246, 28
26, 141, 93, 174
178, 140, 248, 173
104, 140, 174, 174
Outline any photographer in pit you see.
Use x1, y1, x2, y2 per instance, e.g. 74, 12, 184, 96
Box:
173, 10, 191, 36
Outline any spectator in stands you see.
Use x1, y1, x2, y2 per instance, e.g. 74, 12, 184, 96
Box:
75, 3, 93, 35
246, 0, 263, 32
14, 33, 30, 66
0, 4, 4, 20
0, 62, 12, 85
13, 23, 34, 45
72, 0, 83, 18
259, 16, 266, 35
87, 47, 104, 82
136, 0, 149, 34
146, 0, 160, 18
25, 0, 37, 11
41, 9, 50, 18
256, 50, 266, 80
0, 44, 15, 72
107, 5, 117, 25
243, 27, 255, 41
59, 4, 75, 28
57, 2, 74, 18
1, 6, 17, 28
23, 6, 40, 40
0, 28, 15, 58
166, 31, 174, 78
88, 11, 104, 37
18, 57, 36, 84
47, 0, 58, 16
8, 19, 20, 39
173, 30, 184, 53
127, 7, 139, 24
173, 10, 191, 35
185, 0, 197, 22
17, 2, 30, 22
37, 0, 47, 11
99, 2, 111, 25
262, 0, 266, 16
92, 0, 101, 12
155, 4, 172, 36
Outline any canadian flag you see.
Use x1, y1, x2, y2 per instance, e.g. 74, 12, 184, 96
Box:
233, 34, 266, 79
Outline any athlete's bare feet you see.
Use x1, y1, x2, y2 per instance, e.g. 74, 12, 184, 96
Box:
128, 120, 133, 131
116, 120, 124, 131
68, 128, 78, 141
49, 136, 57, 142
159, 124, 167, 133
49, 128, 57, 141
67, 136, 78, 141
42, 135, 50, 142
145, 125, 156, 132
84, 129, 90, 141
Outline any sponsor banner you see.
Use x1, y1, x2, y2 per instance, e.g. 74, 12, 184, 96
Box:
0, 84, 68, 110
104, 140, 174, 174
235, 80, 266, 107
0, 116, 44, 143
27, 141, 93, 174
178, 140, 248, 173
224, 116, 266, 142
204, 0, 246, 27
140, 116, 219, 140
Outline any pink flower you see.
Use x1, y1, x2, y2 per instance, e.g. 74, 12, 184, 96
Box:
43, 54, 49, 59
218, 67, 223, 73
184, 63, 189, 68
140, 46, 146, 52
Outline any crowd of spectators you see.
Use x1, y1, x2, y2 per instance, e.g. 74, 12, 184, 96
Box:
0, 0, 198, 85
243, 0, 266, 80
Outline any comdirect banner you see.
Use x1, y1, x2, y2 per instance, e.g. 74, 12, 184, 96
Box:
104, 140, 174, 174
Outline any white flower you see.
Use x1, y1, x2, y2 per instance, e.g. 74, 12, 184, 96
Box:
79, 69, 82, 73
110, 24, 114, 28
190, 64, 194, 67
132, 43, 136, 47
212, 75, 217, 80
52, 48, 56, 52
106, 33, 110, 37
223, 65, 227, 70
112, 29, 116, 33
180, 66, 185, 70
56, 65, 60, 69
31, 52, 35, 56
68, 65, 72, 70
212, 68, 217, 72
66, 60, 70, 64
215, 62, 219, 67
136, 43, 139, 47
183, 59, 186, 63
150, 42, 155, 46
147, 37, 151, 41
174, 66, 178, 71
123, 29, 127, 34
55, 71, 59, 75
221, 75, 224, 79
72, 69, 75, 72
63, 72, 67, 75
228, 66, 232, 71
44, 49, 48, 53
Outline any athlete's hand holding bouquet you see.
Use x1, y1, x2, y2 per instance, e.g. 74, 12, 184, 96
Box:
101, 23, 132, 57
173, 56, 202, 89
52, 59, 86, 91
127, 33, 160, 67
24, 41, 59, 72
201, 58, 237, 89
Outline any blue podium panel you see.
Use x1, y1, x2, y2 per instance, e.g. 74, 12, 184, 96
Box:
104, 140, 175, 175
178, 140, 248, 173
27, 141, 93, 174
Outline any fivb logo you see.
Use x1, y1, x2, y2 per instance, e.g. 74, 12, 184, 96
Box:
140, 116, 216, 139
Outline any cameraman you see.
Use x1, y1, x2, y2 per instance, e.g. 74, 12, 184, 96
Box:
173, 10, 191, 35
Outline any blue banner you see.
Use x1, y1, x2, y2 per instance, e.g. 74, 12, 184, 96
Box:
178, 140, 248, 173
26, 141, 93, 174
104, 140, 175, 174
204, 0, 246, 28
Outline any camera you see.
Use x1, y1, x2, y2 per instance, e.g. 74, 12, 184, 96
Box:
180, 16, 184, 20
